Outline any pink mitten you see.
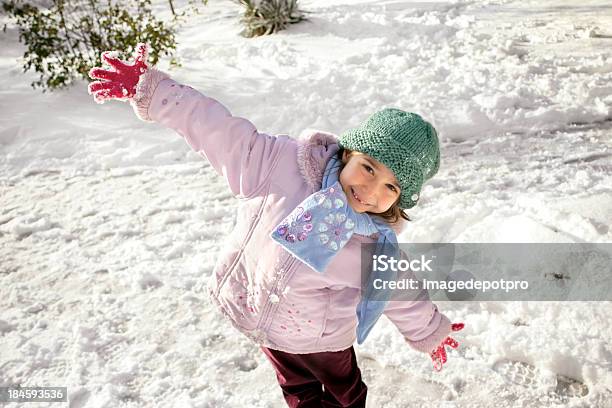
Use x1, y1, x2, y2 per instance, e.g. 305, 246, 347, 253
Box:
430, 322, 464, 372
88, 43, 149, 104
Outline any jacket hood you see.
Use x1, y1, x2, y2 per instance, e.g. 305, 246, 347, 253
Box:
296, 129, 340, 192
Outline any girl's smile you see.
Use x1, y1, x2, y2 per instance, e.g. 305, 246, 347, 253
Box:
350, 186, 372, 207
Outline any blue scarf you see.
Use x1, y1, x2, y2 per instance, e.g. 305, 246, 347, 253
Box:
271, 154, 400, 343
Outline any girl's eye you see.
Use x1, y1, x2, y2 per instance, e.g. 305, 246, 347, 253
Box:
362, 164, 374, 174
387, 185, 397, 193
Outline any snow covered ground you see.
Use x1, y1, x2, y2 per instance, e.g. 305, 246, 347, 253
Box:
1, 0, 611, 406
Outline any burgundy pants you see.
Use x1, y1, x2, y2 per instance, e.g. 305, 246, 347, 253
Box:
260, 346, 367, 408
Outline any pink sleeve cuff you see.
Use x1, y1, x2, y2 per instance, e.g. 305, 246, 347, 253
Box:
405, 313, 452, 354
130, 68, 170, 122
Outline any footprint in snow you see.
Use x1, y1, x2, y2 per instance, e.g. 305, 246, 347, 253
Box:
95, 336, 130, 364
493, 359, 588, 402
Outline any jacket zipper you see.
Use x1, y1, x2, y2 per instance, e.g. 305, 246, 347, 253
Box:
257, 255, 298, 333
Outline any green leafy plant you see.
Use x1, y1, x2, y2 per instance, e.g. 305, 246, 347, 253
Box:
234, 0, 308, 38
2, 0, 184, 91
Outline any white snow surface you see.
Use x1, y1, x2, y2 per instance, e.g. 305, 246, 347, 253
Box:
1, 0, 611, 407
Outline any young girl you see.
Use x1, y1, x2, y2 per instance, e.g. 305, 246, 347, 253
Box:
88, 44, 464, 408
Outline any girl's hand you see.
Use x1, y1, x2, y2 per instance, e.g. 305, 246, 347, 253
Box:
430, 322, 464, 372
87, 43, 149, 104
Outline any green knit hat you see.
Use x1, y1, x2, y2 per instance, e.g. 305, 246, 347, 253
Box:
338, 108, 440, 209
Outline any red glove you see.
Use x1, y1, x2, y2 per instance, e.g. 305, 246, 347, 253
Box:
88, 43, 149, 104
430, 322, 464, 372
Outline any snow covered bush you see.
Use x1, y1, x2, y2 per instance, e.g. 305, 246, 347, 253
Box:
2, 0, 178, 91
235, 0, 307, 38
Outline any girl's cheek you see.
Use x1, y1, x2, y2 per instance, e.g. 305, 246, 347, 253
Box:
346, 172, 361, 184
382, 192, 397, 206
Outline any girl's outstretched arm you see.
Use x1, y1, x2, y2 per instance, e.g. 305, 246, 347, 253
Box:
382, 250, 464, 371
88, 43, 287, 200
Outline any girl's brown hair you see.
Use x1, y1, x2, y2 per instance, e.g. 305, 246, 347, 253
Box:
337, 148, 411, 226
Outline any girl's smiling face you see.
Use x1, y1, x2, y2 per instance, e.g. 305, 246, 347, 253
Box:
339, 150, 401, 214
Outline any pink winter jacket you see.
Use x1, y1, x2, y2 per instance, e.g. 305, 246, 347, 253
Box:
131, 69, 452, 354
